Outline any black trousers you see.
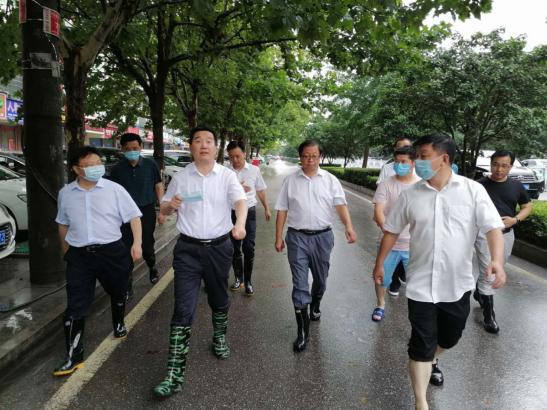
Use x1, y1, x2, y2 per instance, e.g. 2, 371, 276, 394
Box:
64, 240, 131, 319
230, 207, 257, 283
121, 203, 156, 269
171, 236, 234, 326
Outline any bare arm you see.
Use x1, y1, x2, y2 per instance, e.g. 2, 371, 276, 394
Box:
155, 182, 165, 204
335, 204, 356, 243
232, 199, 247, 240
257, 190, 271, 221
485, 228, 506, 289
372, 232, 399, 285
275, 210, 288, 252
129, 217, 143, 261
58, 224, 69, 254
373, 203, 386, 231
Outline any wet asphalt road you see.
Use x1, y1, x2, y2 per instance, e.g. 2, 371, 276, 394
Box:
1, 160, 547, 410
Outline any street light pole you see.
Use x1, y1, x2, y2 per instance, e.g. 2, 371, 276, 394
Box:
21, 0, 65, 284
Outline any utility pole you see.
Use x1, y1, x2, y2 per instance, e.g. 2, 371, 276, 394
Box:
20, 0, 65, 284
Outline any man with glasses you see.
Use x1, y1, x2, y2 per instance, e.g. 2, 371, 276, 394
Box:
474, 150, 532, 333
275, 140, 357, 352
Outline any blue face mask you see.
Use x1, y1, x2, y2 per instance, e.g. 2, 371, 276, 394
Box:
124, 150, 140, 161
415, 157, 442, 180
451, 163, 459, 174
393, 163, 411, 176
82, 164, 105, 182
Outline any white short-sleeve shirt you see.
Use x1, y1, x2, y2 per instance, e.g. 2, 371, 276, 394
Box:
162, 162, 246, 239
227, 162, 267, 208
275, 168, 347, 230
384, 173, 504, 303
56, 178, 142, 247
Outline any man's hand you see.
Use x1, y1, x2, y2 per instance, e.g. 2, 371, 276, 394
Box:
345, 227, 357, 243
486, 260, 507, 289
373, 265, 385, 286
168, 194, 183, 211
264, 208, 272, 221
275, 238, 285, 252
131, 243, 142, 262
231, 225, 246, 240
241, 183, 251, 193
157, 213, 166, 225
501, 216, 516, 228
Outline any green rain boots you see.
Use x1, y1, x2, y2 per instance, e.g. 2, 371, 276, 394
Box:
153, 326, 191, 398
211, 311, 230, 359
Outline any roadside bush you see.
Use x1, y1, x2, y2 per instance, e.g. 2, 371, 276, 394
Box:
514, 201, 547, 250
342, 168, 380, 186
321, 166, 345, 179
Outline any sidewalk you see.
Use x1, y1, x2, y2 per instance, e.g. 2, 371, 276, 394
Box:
0, 215, 179, 374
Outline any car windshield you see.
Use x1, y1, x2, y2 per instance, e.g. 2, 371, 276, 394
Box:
0, 165, 22, 180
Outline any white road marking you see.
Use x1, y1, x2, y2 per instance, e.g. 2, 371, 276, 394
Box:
506, 262, 547, 286
45, 268, 175, 410
344, 188, 373, 204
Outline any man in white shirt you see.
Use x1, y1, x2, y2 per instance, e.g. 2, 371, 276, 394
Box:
275, 140, 357, 352
54, 146, 143, 377
226, 140, 271, 295
154, 127, 247, 398
371, 146, 420, 322
373, 134, 506, 410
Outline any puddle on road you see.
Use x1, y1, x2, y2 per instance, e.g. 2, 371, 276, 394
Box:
0, 308, 34, 337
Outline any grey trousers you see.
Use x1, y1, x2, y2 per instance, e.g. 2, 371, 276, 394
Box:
474, 230, 514, 296
286, 229, 334, 309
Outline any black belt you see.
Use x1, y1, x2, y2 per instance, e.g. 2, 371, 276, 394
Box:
179, 233, 230, 247
502, 228, 512, 234
288, 227, 332, 236
74, 240, 122, 253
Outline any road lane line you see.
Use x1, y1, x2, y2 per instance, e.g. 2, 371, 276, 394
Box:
45, 268, 175, 410
344, 188, 372, 204
506, 262, 547, 286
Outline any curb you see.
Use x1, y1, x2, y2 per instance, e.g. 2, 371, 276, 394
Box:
512, 239, 547, 269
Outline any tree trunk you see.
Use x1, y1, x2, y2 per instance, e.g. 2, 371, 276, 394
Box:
217, 128, 227, 163
64, 51, 89, 181
22, 0, 65, 284
150, 90, 166, 170
361, 144, 370, 168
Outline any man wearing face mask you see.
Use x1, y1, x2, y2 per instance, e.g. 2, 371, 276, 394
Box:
373, 134, 505, 410
54, 146, 142, 376
371, 146, 420, 322
110, 133, 164, 292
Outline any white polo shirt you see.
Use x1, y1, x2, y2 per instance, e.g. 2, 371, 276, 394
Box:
384, 173, 504, 303
275, 168, 347, 230
227, 162, 267, 208
56, 178, 142, 247
162, 162, 246, 239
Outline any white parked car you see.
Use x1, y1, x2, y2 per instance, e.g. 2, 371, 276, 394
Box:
521, 158, 547, 182
0, 203, 16, 259
142, 154, 185, 187
0, 165, 28, 234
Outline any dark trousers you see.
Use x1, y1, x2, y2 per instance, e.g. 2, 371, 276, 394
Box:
64, 240, 131, 319
230, 207, 257, 283
171, 236, 234, 326
286, 229, 334, 309
121, 203, 156, 269
390, 261, 406, 291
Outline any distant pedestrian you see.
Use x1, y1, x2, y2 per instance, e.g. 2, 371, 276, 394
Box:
275, 140, 357, 352
53, 146, 142, 376
474, 150, 532, 333
153, 127, 247, 398
227, 140, 272, 295
373, 133, 506, 410
377, 137, 414, 297
371, 146, 420, 322
109, 133, 165, 295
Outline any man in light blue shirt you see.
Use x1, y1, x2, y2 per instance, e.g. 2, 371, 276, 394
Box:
53, 146, 142, 377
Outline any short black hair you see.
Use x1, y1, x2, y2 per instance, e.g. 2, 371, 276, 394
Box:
393, 136, 412, 148
413, 133, 457, 164
227, 140, 245, 152
298, 140, 322, 157
393, 146, 416, 160
490, 150, 515, 165
189, 127, 217, 144
120, 132, 142, 147
69, 146, 100, 168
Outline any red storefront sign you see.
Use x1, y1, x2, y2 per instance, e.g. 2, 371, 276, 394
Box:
0, 93, 7, 121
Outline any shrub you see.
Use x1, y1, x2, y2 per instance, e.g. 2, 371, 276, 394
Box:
514, 200, 547, 250
321, 166, 345, 179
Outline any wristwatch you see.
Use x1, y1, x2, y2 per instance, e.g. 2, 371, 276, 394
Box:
515, 216, 521, 224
